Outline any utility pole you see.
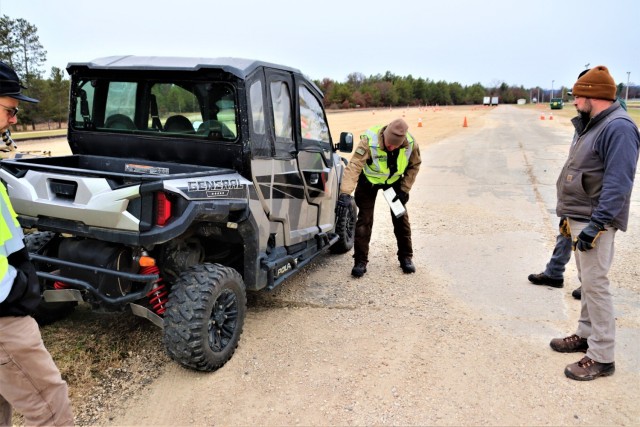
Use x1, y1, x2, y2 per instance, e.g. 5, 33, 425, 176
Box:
551, 80, 555, 99
626, 72, 631, 104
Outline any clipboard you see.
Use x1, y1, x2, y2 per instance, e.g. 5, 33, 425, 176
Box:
383, 187, 406, 218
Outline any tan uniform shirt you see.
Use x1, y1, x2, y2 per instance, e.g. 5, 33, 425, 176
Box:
339, 127, 422, 195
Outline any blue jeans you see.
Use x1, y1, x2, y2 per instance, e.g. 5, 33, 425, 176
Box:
543, 233, 572, 280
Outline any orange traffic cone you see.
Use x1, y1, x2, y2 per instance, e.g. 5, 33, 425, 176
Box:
418, 118, 423, 127
540, 113, 545, 120
549, 113, 554, 120
463, 117, 468, 128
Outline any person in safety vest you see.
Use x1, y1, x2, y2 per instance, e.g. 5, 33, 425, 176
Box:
338, 118, 421, 278
0, 61, 74, 426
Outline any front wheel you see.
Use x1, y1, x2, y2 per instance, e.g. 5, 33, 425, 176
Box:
163, 263, 246, 371
331, 198, 357, 254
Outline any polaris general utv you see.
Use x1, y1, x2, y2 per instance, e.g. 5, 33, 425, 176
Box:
0, 56, 356, 371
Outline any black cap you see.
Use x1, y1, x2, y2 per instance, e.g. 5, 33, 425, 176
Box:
0, 61, 39, 103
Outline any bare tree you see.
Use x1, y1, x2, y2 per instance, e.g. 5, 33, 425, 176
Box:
346, 72, 365, 89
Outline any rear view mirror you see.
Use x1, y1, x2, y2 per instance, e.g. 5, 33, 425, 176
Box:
337, 132, 353, 153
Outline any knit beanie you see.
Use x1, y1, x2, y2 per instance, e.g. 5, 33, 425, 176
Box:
383, 118, 409, 147
571, 65, 617, 101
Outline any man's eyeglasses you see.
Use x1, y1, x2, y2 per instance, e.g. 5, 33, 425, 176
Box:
0, 104, 19, 118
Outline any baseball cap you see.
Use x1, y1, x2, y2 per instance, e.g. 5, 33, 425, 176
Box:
383, 118, 409, 147
0, 61, 39, 103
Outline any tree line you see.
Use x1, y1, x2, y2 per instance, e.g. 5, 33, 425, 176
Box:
314, 71, 639, 110
1, 15, 638, 131
1, 15, 69, 130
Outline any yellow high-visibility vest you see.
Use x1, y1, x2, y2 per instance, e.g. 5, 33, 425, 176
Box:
361, 125, 414, 186
0, 182, 25, 303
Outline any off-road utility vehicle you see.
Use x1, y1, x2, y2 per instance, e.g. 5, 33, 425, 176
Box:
0, 56, 356, 371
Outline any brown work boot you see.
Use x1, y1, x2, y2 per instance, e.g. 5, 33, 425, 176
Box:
565, 356, 615, 381
527, 272, 564, 288
550, 334, 588, 353
351, 261, 367, 278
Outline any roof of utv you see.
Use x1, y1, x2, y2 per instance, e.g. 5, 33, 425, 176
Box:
66, 55, 303, 80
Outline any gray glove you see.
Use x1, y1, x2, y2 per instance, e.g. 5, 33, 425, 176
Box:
573, 220, 605, 252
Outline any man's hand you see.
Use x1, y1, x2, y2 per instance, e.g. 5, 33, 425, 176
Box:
393, 189, 409, 205
337, 193, 352, 207
573, 220, 605, 252
336, 193, 352, 218
559, 216, 571, 239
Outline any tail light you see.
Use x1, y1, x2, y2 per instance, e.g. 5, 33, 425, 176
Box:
155, 192, 172, 226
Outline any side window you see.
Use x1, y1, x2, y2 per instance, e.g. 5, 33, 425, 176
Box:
270, 81, 292, 142
249, 80, 265, 135
299, 86, 330, 144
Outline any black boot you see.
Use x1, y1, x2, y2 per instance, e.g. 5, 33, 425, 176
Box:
572, 286, 582, 300
399, 257, 416, 274
351, 261, 367, 278
527, 272, 564, 288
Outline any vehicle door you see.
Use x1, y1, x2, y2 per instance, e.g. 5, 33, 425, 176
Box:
295, 80, 336, 235
247, 68, 318, 247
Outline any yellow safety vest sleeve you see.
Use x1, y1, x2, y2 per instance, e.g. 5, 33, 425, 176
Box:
0, 182, 25, 303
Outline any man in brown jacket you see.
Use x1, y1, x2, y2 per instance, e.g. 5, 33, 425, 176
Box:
338, 118, 421, 277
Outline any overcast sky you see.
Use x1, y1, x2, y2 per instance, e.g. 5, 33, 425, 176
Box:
3, 0, 638, 90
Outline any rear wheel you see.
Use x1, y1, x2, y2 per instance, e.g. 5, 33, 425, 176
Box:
163, 263, 246, 371
25, 231, 77, 325
331, 199, 357, 254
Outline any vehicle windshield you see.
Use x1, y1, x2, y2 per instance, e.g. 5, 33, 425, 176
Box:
71, 78, 237, 141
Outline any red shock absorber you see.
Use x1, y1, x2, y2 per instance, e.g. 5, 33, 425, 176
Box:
141, 265, 168, 316
53, 281, 70, 289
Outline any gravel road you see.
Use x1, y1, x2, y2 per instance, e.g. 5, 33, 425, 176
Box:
15, 106, 639, 425
103, 105, 639, 426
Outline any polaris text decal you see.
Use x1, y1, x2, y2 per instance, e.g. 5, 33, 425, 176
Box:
274, 258, 298, 279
